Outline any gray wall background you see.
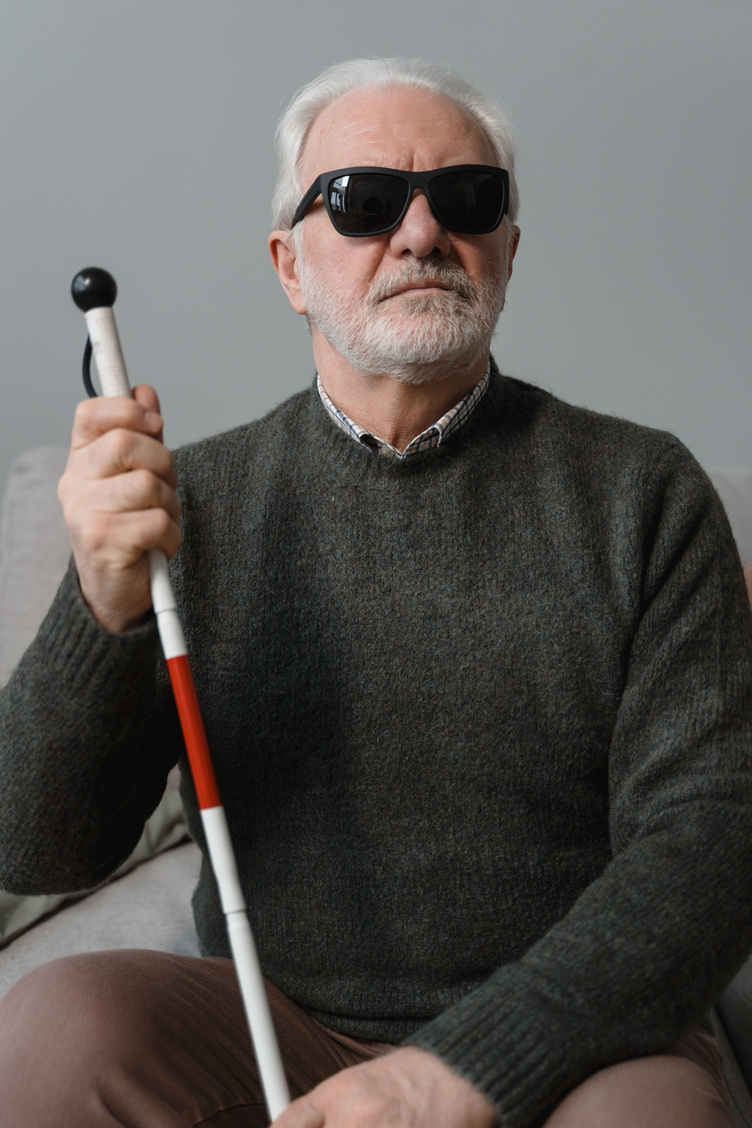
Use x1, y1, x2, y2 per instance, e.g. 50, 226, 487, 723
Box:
1, 0, 750, 489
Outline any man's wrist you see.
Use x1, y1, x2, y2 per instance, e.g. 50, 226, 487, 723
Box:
394, 1046, 499, 1128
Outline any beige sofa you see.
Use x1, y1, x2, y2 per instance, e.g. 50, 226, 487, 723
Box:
1, 445, 751, 1125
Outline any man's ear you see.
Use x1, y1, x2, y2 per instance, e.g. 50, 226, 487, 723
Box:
268, 230, 307, 315
507, 224, 521, 280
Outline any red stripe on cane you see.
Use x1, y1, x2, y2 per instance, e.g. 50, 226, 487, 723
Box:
166, 654, 222, 809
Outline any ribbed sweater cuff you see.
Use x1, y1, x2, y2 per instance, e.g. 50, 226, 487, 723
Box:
35, 561, 159, 701
402, 968, 596, 1128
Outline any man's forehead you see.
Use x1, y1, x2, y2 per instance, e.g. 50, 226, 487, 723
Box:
299, 85, 495, 181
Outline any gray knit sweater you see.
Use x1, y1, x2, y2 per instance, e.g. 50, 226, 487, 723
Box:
2, 368, 752, 1127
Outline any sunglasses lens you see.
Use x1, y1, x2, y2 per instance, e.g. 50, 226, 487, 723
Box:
327, 173, 408, 234
319, 168, 506, 236
429, 170, 505, 233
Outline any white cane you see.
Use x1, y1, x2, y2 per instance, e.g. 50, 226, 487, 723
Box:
71, 266, 290, 1123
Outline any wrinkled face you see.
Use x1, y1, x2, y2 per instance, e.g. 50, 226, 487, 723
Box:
282, 85, 519, 385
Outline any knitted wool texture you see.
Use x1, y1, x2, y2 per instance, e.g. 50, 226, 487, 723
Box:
2, 368, 752, 1127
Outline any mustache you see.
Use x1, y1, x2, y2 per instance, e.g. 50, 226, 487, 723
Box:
369, 262, 477, 304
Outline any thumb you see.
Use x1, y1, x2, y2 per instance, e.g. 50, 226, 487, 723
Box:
273, 1096, 326, 1128
132, 384, 164, 442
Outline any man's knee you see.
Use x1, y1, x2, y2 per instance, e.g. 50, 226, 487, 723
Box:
544, 1052, 736, 1128
2, 951, 157, 1072
0, 950, 258, 1128
0, 952, 143, 1124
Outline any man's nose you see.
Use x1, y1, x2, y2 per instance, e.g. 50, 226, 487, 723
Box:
388, 189, 452, 258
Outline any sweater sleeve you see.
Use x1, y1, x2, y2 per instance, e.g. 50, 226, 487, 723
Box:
0, 562, 181, 894
403, 444, 752, 1127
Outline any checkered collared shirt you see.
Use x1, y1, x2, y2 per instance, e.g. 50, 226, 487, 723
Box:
316, 363, 491, 459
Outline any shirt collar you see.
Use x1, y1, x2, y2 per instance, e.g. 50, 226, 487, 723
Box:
317, 363, 491, 460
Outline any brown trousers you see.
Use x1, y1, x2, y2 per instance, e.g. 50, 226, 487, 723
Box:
0, 949, 738, 1127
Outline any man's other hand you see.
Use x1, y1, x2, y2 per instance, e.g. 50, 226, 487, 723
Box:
57, 385, 181, 633
744, 562, 752, 608
274, 1046, 498, 1128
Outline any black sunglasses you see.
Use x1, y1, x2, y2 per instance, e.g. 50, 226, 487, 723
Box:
291, 164, 509, 237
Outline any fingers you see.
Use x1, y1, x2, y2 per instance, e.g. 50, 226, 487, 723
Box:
63, 469, 181, 541
74, 507, 182, 568
65, 427, 177, 489
59, 383, 182, 633
71, 390, 164, 451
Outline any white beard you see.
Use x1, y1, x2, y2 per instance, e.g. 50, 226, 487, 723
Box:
296, 247, 508, 386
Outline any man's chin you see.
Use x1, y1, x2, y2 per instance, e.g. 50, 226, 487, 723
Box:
352, 330, 490, 386
380, 289, 467, 318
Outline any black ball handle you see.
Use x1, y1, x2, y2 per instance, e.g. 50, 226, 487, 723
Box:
71, 267, 118, 312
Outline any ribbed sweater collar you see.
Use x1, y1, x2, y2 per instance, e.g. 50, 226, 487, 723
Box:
303, 356, 509, 478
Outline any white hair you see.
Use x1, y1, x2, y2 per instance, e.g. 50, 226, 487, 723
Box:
271, 57, 519, 232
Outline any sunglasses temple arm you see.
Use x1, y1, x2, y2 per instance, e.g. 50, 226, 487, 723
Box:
73, 278, 291, 1125
291, 178, 324, 228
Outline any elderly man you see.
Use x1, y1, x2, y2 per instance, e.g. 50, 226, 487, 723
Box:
1, 58, 751, 1128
